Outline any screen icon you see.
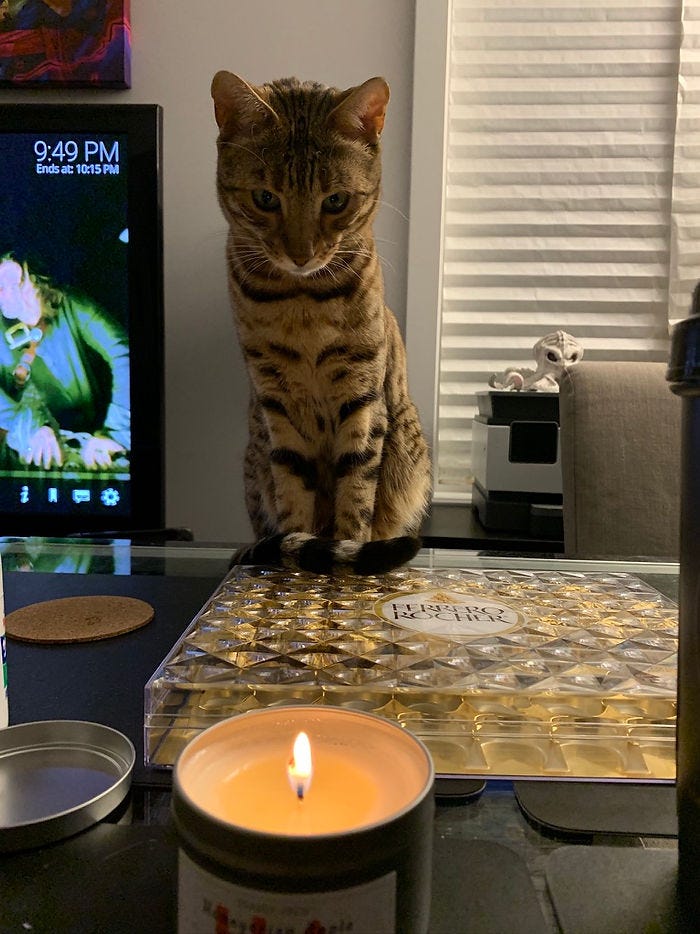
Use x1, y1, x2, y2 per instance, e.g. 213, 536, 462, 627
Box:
101, 487, 120, 507
48, 487, 58, 504
19, 485, 29, 504
72, 489, 91, 504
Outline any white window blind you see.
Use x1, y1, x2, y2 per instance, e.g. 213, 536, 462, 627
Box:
670, 1, 700, 324
407, 0, 700, 502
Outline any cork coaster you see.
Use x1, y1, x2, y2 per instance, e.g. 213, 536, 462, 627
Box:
5, 595, 155, 644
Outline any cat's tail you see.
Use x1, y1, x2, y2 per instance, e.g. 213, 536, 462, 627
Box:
230, 532, 422, 575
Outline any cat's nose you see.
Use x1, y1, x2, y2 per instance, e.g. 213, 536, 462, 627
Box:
284, 234, 315, 268
290, 251, 314, 268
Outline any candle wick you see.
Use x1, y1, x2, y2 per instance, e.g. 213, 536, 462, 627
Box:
296, 784, 304, 801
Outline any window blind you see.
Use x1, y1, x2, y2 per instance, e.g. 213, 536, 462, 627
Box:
435, 0, 686, 499
669, 1, 700, 325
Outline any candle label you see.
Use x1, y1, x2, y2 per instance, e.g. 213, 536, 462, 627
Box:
376, 588, 523, 639
178, 849, 397, 933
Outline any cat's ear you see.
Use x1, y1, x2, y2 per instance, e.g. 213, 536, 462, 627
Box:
327, 76, 390, 146
211, 71, 280, 137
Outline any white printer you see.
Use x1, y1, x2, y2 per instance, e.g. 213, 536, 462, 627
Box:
471, 390, 563, 538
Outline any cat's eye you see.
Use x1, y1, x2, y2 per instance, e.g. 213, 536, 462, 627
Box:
252, 189, 281, 212
321, 192, 350, 214
546, 351, 559, 362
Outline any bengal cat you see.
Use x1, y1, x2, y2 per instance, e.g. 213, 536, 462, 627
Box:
211, 71, 431, 574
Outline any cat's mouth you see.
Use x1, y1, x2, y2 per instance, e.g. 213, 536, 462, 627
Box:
274, 254, 331, 278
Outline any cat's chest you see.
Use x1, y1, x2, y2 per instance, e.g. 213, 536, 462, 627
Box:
239, 302, 384, 398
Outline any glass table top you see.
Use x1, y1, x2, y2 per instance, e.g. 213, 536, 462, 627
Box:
0, 538, 680, 932
0, 536, 681, 589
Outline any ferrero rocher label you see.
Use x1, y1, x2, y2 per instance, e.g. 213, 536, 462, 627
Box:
375, 589, 523, 638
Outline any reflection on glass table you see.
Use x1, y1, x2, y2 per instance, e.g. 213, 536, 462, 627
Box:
0, 536, 233, 577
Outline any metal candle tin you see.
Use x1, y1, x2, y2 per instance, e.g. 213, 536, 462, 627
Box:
0, 719, 134, 852
172, 706, 435, 934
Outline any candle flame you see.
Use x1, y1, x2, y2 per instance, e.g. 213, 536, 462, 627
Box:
287, 731, 312, 800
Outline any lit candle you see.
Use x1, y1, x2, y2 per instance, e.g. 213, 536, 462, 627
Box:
287, 730, 312, 799
173, 706, 434, 934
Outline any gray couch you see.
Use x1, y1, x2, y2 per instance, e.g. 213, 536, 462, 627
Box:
558, 361, 681, 558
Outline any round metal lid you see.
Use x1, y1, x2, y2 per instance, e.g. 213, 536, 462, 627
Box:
0, 719, 135, 852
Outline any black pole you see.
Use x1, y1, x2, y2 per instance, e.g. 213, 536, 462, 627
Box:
667, 291, 700, 919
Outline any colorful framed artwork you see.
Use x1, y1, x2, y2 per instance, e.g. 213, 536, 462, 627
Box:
0, 1, 130, 89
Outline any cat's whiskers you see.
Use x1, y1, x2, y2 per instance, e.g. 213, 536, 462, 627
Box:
335, 250, 372, 269
235, 258, 266, 274
336, 251, 373, 265
336, 234, 372, 259
231, 237, 278, 284
230, 240, 265, 259
235, 251, 272, 285
346, 235, 396, 276
311, 265, 339, 285
366, 198, 409, 223
376, 253, 396, 276
336, 247, 395, 278
336, 264, 368, 281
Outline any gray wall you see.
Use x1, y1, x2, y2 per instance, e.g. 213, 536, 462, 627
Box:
0, 0, 416, 542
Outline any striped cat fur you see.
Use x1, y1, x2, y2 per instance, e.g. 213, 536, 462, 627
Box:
212, 72, 431, 575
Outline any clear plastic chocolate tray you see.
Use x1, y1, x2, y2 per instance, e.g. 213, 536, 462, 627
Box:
144, 565, 677, 780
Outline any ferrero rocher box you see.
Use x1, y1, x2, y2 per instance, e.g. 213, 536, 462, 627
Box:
144, 565, 677, 780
